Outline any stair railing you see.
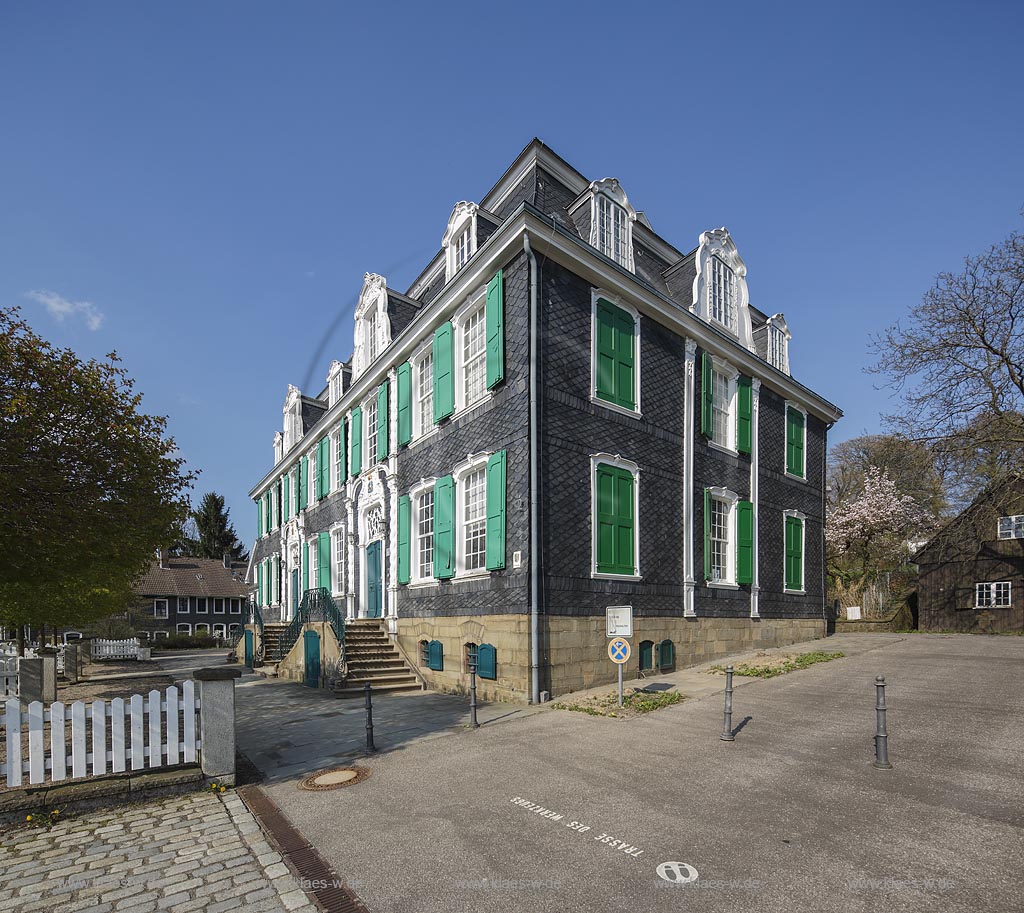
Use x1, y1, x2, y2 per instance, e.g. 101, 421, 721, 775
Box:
271, 587, 346, 667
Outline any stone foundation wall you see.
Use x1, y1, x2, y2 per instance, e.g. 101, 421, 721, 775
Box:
276, 622, 341, 685
394, 615, 532, 703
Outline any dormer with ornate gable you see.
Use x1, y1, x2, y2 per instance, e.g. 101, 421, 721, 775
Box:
282, 384, 303, 452
442, 202, 479, 281
568, 178, 637, 272
691, 228, 754, 352
352, 273, 392, 379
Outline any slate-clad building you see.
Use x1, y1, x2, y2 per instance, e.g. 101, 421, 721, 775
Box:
248, 140, 842, 701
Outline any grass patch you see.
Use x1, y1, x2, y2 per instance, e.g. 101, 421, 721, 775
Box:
709, 650, 844, 678
553, 689, 684, 719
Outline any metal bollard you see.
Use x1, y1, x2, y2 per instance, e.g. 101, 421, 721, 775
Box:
873, 675, 892, 769
469, 652, 480, 729
720, 665, 735, 741
364, 681, 376, 753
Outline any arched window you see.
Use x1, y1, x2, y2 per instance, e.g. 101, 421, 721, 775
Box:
419, 639, 430, 666
657, 639, 675, 673
691, 228, 753, 351
639, 640, 655, 672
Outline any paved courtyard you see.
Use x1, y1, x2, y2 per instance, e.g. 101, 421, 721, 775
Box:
252, 633, 1024, 913
0, 790, 319, 913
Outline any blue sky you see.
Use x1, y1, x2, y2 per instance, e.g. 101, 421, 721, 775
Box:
2, 1, 1021, 550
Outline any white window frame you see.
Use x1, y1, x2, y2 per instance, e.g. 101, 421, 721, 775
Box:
709, 255, 737, 331
212, 623, 227, 638
452, 454, 492, 579
327, 361, 344, 407
309, 537, 318, 593
766, 315, 791, 375
229, 598, 241, 615
784, 402, 809, 481
331, 525, 345, 596
364, 394, 379, 467
366, 307, 380, 365
589, 290, 642, 418
707, 356, 739, 454
589, 453, 642, 581
177, 596, 189, 615
587, 179, 635, 272
194, 623, 210, 635
410, 479, 437, 586
152, 631, 168, 640
998, 515, 1024, 540
153, 598, 169, 619
783, 509, 807, 594
442, 202, 479, 281
975, 581, 1011, 609
707, 487, 740, 588
411, 342, 436, 443
213, 597, 225, 615
176, 623, 191, 635
196, 597, 208, 615
332, 428, 342, 490
453, 289, 494, 417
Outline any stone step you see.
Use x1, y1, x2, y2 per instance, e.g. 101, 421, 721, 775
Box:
345, 660, 408, 671
343, 671, 420, 686
333, 680, 422, 697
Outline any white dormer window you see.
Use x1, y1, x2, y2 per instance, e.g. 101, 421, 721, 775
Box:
367, 308, 380, 363
443, 202, 479, 281
709, 256, 736, 330
766, 315, 791, 374
273, 432, 284, 465
352, 274, 391, 379
327, 361, 344, 406
283, 385, 303, 452
691, 228, 754, 352
587, 179, 636, 272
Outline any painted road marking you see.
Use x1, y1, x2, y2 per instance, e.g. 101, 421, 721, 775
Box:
509, 797, 644, 858
656, 861, 699, 885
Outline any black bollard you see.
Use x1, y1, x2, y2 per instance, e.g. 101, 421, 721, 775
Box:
873, 675, 891, 769
364, 681, 376, 753
720, 665, 735, 741
469, 651, 480, 729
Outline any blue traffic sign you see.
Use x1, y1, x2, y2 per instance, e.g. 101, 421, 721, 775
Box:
608, 639, 631, 664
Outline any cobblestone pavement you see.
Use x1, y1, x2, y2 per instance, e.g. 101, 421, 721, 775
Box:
0, 790, 318, 913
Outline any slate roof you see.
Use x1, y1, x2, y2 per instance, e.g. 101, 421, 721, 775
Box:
134, 557, 250, 599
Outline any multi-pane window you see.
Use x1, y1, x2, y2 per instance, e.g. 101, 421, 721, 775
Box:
454, 228, 472, 272
332, 529, 345, 594
710, 256, 736, 330
768, 324, 787, 371
197, 597, 207, 614
462, 306, 487, 408
334, 431, 343, 488
710, 497, 731, 583
177, 596, 189, 614
154, 599, 168, 619
230, 598, 241, 614
976, 582, 1011, 608
417, 353, 434, 436
177, 624, 191, 635
367, 309, 380, 363
365, 398, 378, 464
329, 371, 342, 405
596, 194, 629, 267
711, 369, 732, 447
416, 490, 434, 580
998, 516, 1024, 539
462, 467, 487, 572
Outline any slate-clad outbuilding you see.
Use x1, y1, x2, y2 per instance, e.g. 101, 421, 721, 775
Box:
248, 140, 842, 701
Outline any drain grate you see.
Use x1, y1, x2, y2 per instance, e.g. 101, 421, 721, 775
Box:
299, 766, 372, 791
239, 784, 369, 913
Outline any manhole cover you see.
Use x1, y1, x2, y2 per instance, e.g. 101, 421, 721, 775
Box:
299, 766, 371, 791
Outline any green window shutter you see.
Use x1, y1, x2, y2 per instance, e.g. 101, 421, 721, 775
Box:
737, 376, 752, 455
786, 408, 805, 477
785, 516, 804, 590
736, 500, 754, 585
301, 541, 309, 593
477, 643, 497, 680
397, 362, 412, 446
595, 299, 636, 410
397, 494, 411, 585
433, 322, 455, 422
316, 437, 329, 499
377, 381, 389, 462
433, 475, 456, 579
265, 492, 272, 530
317, 531, 331, 590
283, 472, 290, 521
350, 407, 362, 475
298, 456, 308, 510
256, 562, 263, 607
428, 640, 443, 671
595, 464, 634, 575
701, 352, 714, 437
485, 451, 507, 570
339, 419, 348, 483
703, 488, 712, 581
486, 269, 504, 389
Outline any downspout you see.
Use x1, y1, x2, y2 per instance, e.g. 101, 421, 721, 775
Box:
823, 420, 835, 635
524, 234, 541, 704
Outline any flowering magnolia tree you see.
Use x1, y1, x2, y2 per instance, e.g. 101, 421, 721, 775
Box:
827, 466, 928, 578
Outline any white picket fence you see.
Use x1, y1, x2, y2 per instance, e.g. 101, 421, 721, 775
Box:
1, 682, 201, 787
91, 638, 140, 661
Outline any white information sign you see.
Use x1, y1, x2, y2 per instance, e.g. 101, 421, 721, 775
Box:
606, 605, 633, 638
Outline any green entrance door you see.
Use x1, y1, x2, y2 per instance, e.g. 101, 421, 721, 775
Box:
366, 540, 383, 618
291, 568, 299, 614
244, 630, 254, 667
303, 629, 321, 687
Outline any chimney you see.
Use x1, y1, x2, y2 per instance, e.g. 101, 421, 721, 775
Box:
156, 547, 165, 569
222, 552, 231, 570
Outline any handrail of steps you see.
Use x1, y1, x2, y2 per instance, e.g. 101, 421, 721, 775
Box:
270, 588, 346, 666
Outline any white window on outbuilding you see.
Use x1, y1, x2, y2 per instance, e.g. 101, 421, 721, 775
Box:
976, 581, 1011, 608
998, 515, 1024, 539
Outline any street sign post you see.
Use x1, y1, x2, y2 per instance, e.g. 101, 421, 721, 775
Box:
606, 605, 633, 638
608, 638, 631, 707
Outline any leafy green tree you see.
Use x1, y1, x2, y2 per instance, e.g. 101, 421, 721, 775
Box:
179, 492, 248, 561
0, 307, 194, 642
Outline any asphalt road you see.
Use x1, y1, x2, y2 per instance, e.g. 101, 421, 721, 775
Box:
257, 634, 1024, 913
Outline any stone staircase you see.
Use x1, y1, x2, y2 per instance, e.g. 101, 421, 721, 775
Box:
333, 619, 422, 698
255, 624, 288, 673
